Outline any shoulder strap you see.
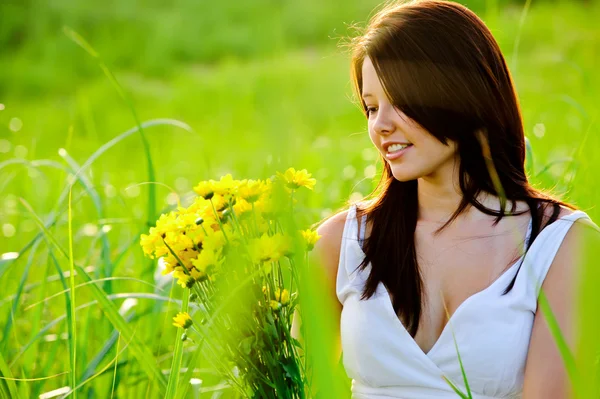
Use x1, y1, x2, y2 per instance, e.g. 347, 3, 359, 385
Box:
336, 204, 361, 303
336, 205, 370, 304
518, 210, 590, 307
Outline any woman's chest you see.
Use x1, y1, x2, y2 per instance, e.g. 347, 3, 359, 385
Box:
341, 281, 534, 397
410, 227, 524, 344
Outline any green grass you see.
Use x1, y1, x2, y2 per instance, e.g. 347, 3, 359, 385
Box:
0, 0, 599, 397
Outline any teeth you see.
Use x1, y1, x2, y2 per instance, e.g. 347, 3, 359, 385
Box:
387, 143, 410, 152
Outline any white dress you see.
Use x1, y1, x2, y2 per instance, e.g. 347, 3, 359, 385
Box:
336, 204, 591, 399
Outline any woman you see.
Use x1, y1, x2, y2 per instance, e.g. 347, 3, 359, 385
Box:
307, 1, 599, 398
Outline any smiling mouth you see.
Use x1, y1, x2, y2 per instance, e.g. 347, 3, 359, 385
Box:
385, 143, 413, 160
386, 143, 412, 153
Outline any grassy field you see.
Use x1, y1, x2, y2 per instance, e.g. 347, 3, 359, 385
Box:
1, 0, 599, 397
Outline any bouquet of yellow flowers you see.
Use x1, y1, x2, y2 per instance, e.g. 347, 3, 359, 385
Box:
140, 168, 320, 398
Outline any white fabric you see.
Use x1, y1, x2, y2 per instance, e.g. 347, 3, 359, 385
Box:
337, 204, 590, 399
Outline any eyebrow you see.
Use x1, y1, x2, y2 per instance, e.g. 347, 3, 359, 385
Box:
362, 93, 373, 100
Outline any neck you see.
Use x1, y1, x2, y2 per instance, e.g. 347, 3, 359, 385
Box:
417, 178, 464, 223
416, 156, 471, 223
416, 161, 509, 223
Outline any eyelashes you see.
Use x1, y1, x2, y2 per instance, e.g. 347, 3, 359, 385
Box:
365, 106, 378, 116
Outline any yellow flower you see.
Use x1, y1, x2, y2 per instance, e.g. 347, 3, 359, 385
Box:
155, 212, 179, 234
262, 286, 290, 305
191, 248, 223, 275
248, 233, 292, 265
160, 254, 179, 275
269, 300, 282, 311
277, 168, 316, 190
232, 198, 252, 216
140, 232, 161, 258
301, 229, 321, 251
238, 179, 270, 203
173, 312, 193, 329
178, 248, 199, 270
193, 180, 215, 198
203, 229, 228, 252
163, 231, 194, 253
190, 267, 207, 282
254, 196, 277, 218
212, 174, 239, 197
210, 193, 229, 213
173, 270, 195, 288
274, 288, 290, 305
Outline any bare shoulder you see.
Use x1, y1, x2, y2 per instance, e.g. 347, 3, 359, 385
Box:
547, 205, 600, 273
523, 206, 599, 396
311, 209, 350, 284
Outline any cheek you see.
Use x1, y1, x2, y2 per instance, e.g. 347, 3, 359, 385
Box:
367, 124, 378, 145
423, 140, 457, 167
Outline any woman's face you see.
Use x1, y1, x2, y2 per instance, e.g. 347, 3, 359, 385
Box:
361, 56, 458, 182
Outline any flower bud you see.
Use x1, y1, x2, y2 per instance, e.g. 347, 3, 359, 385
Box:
221, 209, 231, 220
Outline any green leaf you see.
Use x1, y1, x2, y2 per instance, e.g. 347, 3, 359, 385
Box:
175, 340, 205, 399
442, 375, 470, 399
67, 188, 78, 399
165, 289, 190, 398
75, 266, 168, 393
64, 26, 157, 225
0, 350, 20, 399
538, 291, 581, 393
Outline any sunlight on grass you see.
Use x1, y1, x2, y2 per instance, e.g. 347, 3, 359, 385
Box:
0, 0, 598, 397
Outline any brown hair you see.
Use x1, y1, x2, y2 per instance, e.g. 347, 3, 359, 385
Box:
349, 0, 573, 337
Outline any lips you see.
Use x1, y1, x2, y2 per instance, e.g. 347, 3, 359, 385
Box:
384, 142, 413, 161
382, 141, 412, 153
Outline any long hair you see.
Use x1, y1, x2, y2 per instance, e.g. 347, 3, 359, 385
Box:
348, 0, 573, 337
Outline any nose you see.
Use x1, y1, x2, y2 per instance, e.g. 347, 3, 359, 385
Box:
372, 106, 396, 136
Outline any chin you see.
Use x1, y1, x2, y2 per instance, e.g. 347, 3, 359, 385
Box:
390, 167, 421, 182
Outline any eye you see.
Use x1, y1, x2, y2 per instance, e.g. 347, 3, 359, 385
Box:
365, 106, 378, 116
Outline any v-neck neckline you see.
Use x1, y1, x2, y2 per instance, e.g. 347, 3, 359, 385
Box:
377, 254, 523, 359
349, 205, 588, 362
351, 206, 536, 360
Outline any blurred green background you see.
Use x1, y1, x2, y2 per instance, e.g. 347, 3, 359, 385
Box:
1, 0, 599, 397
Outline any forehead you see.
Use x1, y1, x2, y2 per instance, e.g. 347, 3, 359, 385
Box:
361, 57, 385, 98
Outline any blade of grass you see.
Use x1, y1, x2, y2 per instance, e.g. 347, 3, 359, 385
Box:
24, 277, 163, 312
0, 371, 69, 382
12, 293, 177, 368
510, 0, 532, 74
537, 290, 580, 395
175, 342, 205, 399
443, 299, 473, 399
0, 118, 190, 281
67, 188, 77, 399
31, 333, 61, 398
80, 312, 135, 381
110, 334, 121, 399
534, 157, 577, 179
441, 376, 469, 399
576, 220, 600, 398
58, 328, 133, 399
18, 196, 77, 395
0, 351, 19, 399
15, 197, 168, 392
64, 26, 157, 225
74, 267, 168, 393
165, 289, 190, 398
1, 239, 41, 351
23, 251, 51, 381
59, 148, 112, 294
524, 136, 535, 177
